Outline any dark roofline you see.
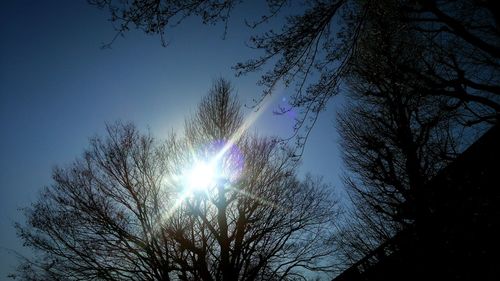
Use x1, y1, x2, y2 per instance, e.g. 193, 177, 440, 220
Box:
332, 124, 499, 281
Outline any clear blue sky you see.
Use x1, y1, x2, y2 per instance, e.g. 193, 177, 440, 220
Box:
0, 0, 344, 278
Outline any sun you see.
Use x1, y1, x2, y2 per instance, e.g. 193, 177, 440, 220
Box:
184, 160, 218, 194
179, 141, 244, 198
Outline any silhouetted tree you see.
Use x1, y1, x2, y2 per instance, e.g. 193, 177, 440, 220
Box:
12, 79, 338, 280
89, 0, 499, 146
332, 1, 483, 264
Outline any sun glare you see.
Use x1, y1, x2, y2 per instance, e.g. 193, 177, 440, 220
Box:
185, 161, 218, 193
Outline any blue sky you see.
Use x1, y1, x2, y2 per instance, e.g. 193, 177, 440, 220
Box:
0, 0, 344, 277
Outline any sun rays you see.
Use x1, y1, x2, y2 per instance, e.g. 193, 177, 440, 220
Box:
159, 88, 281, 222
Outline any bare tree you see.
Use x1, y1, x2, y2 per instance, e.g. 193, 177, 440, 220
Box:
163, 79, 339, 280
332, 1, 483, 264
12, 79, 339, 281
13, 123, 175, 280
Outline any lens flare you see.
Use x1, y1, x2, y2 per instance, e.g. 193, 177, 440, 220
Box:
162, 87, 279, 221
185, 160, 217, 193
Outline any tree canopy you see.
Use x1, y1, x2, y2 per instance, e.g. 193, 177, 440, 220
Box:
12, 79, 339, 281
332, 0, 492, 263
89, 0, 499, 146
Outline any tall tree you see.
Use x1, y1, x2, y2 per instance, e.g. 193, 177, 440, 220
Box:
332, 0, 479, 263
12, 79, 338, 281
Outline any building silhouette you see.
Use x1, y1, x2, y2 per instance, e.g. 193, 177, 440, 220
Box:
334, 125, 500, 281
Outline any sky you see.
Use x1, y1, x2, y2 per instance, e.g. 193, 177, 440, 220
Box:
0, 0, 344, 278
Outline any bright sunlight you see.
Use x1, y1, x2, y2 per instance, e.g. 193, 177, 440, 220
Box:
184, 160, 218, 194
